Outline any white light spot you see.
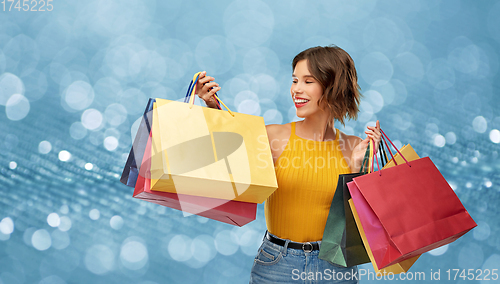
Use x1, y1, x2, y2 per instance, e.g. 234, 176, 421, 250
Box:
89, 209, 100, 220
451, 157, 459, 163
191, 235, 216, 264
445, 132, 456, 145
23, 228, 36, 245
51, 229, 70, 250
6, 94, 30, 121
215, 230, 239, 256
60, 205, 69, 214
81, 109, 103, 130
237, 99, 261, 116
238, 229, 261, 256
263, 109, 283, 124
110, 215, 124, 230
473, 221, 490, 241
64, 81, 95, 111
69, 122, 88, 140
466, 182, 472, 188
0, 217, 14, 234
0, 72, 25, 106
9, 161, 17, 169
168, 235, 192, 262
472, 116, 487, 133
103, 136, 119, 151
58, 150, 71, 162
449, 181, 457, 191
196, 216, 209, 224
120, 240, 148, 270
105, 103, 128, 127
364, 90, 384, 113
433, 134, 446, 147
85, 163, 93, 170
32, 229, 52, 251
428, 244, 448, 256
489, 129, 500, 143
359, 52, 393, 86
47, 213, 61, 227
38, 140, 52, 154
85, 245, 115, 275
485, 180, 492, 188
58, 216, 72, 232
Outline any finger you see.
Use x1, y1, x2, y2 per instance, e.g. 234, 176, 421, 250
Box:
198, 76, 214, 85
202, 82, 219, 91
208, 86, 221, 95
198, 71, 206, 79
376, 120, 380, 129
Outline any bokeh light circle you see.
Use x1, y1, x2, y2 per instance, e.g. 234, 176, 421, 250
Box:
6, 94, 30, 121
47, 213, 61, 227
81, 109, 103, 130
85, 244, 115, 275
32, 229, 52, 251
38, 141, 52, 154
110, 215, 124, 230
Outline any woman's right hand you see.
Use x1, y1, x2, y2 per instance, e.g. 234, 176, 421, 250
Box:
196, 71, 221, 108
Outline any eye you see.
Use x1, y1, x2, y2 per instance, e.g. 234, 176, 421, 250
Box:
292, 80, 297, 84
305, 81, 313, 84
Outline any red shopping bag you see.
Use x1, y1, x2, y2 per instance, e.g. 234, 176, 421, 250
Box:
134, 131, 257, 227
347, 130, 477, 269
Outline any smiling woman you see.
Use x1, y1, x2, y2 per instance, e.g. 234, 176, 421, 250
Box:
196, 45, 381, 283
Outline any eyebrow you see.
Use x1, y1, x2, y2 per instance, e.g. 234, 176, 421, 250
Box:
292, 74, 315, 78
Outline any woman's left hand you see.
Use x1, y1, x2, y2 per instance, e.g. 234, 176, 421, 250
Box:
351, 120, 381, 172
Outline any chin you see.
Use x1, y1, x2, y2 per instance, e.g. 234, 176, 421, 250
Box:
295, 111, 307, 118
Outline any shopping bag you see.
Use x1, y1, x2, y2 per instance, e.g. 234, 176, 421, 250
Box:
134, 130, 257, 226
120, 98, 155, 187
348, 130, 477, 269
319, 142, 375, 267
349, 199, 419, 274
348, 143, 421, 274
149, 73, 278, 203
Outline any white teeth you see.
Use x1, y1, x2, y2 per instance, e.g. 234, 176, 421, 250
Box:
294, 99, 309, 103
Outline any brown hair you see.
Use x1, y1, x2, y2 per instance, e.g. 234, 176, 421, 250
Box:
292, 45, 361, 127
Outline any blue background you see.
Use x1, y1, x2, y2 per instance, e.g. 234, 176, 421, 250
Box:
0, 0, 499, 283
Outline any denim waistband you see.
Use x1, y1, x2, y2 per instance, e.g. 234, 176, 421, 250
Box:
263, 231, 323, 256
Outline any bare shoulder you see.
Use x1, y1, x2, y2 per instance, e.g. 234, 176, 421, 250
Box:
338, 130, 362, 150
266, 123, 291, 141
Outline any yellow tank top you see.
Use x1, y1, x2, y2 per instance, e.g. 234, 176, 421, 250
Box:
265, 121, 352, 242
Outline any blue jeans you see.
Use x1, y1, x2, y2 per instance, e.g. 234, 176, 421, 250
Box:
249, 232, 359, 283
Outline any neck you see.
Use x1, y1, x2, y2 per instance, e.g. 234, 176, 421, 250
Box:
298, 111, 335, 141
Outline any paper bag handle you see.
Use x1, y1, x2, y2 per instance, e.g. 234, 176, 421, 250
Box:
370, 129, 412, 176
184, 72, 234, 117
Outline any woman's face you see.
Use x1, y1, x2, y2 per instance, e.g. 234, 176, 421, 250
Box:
291, 59, 325, 118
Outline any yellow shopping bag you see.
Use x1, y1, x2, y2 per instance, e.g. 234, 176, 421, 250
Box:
149, 74, 277, 204
348, 144, 421, 275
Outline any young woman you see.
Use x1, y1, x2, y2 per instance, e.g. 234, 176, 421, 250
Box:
197, 46, 381, 283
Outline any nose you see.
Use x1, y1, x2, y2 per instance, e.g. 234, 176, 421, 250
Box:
291, 86, 301, 98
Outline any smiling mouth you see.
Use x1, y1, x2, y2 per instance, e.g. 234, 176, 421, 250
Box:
294, 99, 309, 107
